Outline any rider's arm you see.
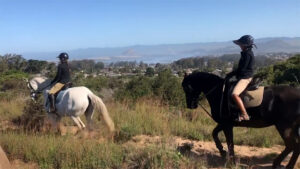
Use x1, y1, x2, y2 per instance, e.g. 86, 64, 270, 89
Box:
236, 53, 251, 74
51, 65, 62, 85
226, 70, 236, 79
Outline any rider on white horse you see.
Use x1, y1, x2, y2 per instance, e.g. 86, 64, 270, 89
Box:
27, 76, 115, 133
49, 52, 71, 113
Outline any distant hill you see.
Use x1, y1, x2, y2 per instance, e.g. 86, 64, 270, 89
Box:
22, 37, 300, 63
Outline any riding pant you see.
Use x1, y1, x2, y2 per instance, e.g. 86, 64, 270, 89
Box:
49, 83, 65, 95
232, 78, 252, 95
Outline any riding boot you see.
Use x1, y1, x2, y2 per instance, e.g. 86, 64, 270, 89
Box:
49, 94, 56, 113
232, 94, 250, 121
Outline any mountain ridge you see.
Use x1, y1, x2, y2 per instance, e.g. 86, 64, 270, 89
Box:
22, 37, 300, 63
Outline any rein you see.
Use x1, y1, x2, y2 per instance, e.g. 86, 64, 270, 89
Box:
197, 82, 223, 119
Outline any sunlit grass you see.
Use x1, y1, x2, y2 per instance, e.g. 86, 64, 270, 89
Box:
0, 95, 284, 168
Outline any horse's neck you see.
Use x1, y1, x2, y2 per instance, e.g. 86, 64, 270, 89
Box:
31, 77, 51, 91
202, 81, 223, 119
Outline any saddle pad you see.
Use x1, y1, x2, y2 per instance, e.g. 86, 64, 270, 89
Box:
242, 86, 264, 108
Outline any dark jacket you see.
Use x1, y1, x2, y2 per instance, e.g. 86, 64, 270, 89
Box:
227, 48, 255, 80
236, 48, 255, 79
51, 62, 71, 85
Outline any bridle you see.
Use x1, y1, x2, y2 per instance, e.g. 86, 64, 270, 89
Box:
196, 83, 222, 119
27, 81, 51, 101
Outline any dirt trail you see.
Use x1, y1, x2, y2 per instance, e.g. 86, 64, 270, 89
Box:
126, 135, 300, 169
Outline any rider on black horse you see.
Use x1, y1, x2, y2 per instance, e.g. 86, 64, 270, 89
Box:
48, 52, 71, 113
226, 35, 256, 121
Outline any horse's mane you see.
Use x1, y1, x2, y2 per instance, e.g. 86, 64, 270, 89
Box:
187, 72, 224, 82
29, 76, 51, 91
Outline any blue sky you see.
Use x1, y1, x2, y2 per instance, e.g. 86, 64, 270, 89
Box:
1, 0, 300, 53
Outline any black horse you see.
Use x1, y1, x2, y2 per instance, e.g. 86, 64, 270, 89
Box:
182, 72, 300, 169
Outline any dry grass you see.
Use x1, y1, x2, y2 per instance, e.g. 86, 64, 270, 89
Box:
0, 95, 284, 168
0, 94, 26, 120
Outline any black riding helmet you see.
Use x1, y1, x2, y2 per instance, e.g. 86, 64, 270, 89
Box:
57, 52, 69, 60
233, 35, 256, 48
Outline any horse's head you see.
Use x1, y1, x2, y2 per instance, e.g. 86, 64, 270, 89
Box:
182, 72, 223, 109
26, 76, 50, 101
182, 73, 201, 109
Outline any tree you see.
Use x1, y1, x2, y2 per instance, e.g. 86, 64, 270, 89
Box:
255, 54, 300, 86
145, 67, 155, 77
24, 59, 48, 73
0, 54, 27, 72
95, 62, 105, 70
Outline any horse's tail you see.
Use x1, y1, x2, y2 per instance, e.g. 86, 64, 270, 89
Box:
88, 93, 115, 132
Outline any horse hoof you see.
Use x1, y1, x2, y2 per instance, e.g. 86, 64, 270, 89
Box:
220, 151, 227, 159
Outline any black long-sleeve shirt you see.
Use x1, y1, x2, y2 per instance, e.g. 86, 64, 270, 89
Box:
235, 49, 255, 79
51, 62, 71, 85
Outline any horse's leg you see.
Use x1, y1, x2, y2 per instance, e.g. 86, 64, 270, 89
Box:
56, 116, 65, 135
286, 126, 300, 169
85, 102, 94, 131
223, 126, 235, 161
212, 124, 226, 158
273, 147, 292, 168
47, 113, 59, 131
286, 144, 299, 169
76, 117, 86, 129
71, 116, 83, 130
273, 124, 294, 168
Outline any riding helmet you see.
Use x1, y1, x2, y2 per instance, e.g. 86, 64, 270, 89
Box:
57, 52, 69, 60
233, 35, 255, 47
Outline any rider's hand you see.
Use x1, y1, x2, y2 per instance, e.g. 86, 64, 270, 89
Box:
225, 71, 236, 80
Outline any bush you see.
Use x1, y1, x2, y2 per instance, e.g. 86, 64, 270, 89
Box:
115, 69, 186, 107
152, 69, 185, 107
13, 97, 47, 132
115, 76, 153, 102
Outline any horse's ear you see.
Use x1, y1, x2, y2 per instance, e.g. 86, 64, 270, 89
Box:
184, 69, 192, 78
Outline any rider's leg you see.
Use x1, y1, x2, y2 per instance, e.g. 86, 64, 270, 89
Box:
48, 83, 65, 112
232, 78, 252, 121
232, 94, 249, 120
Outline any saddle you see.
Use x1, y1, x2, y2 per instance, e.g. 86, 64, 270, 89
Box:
52, 82, 73, 98
220, 78, 264, 121
227, 78, 264, 109
60, 82, 73, 91
46, 82, 72, 113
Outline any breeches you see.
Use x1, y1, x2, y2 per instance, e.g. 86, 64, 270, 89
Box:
232, 78, 252, 95
49, 83, 65, 95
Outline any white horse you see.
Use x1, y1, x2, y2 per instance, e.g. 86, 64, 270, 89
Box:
27, 76, 115, 133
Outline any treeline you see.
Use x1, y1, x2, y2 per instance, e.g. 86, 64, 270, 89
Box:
256, 54, 300, 86
0, 54, 55, 74
0, 54, 108, 74
1, 53, 299, 105
172, 53, 287, 72
68, 60, 104, 73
